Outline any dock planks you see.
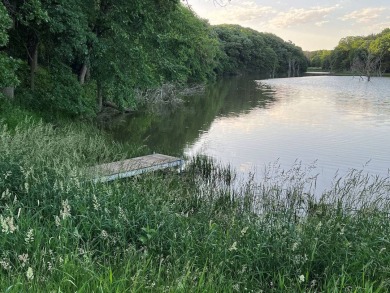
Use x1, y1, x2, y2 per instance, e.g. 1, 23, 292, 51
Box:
92, 153, 184, 182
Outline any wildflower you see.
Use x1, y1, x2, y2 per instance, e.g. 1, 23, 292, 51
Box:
1, 188, 11, 199
101, 230, 108, 239
26, 267, 34, 280
292, 242, 299, 251
25, 229, 34, 245
8, 217, 17, 232
92, 194, 100, 211
24, 182, 29, 193
229, 241, 237, 251
310, 279, 317, 288
0, 259, 11, 270
299, 274, 305, 283
60, 199, 71, 220
1, 216, 18, 234
232, 284, 240, 291
18, 254, 29, 267
118, 206, 128, 223
240, 226, 249, 237
239, 265, 247, 274
54, 215, 61, 227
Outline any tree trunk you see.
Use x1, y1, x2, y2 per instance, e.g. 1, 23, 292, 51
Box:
79, 64, 88, 84
29, 41, 38, 90
97, 82, 103, 112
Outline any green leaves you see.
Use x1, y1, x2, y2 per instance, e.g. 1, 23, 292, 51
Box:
0, 2, 12, 46
214, 24, 307, 77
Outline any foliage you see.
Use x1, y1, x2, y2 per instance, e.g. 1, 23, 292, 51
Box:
0, 2, 19, 89
308, 29, 390, 77
306, 50, 332, 68
3, 0, 311, 116
214, 25, 307, 77
0, 119, 389, 291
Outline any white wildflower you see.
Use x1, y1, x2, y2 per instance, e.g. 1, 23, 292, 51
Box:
60, 199, 71, 220
299, 274, 305, 283
118, 206, 128, 223
232, 284, 240, 291
24, 182, 29, 193
1, 188, 11, 199
55, 215, 61, 227
1, 216, 18, 234
229, 241, 237, 251
292, 242, 299, 251
310, 279, 317, 288
26, 267, 34, 280
8, 216, 17, 232
101, 230, 108, 239
0, 259, 11, 270
25, 229, 34, 245
92, 194, 100, 211
239, 264, 247, 274
240, 226, 249, 237
18, 254, 29, 267
0, 216, 8, 233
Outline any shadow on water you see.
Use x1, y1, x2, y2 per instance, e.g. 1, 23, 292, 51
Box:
107, 75, 275, 156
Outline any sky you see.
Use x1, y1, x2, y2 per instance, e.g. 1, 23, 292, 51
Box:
182, 0, 390, 51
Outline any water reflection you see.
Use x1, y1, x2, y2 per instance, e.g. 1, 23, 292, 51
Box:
109, 75, 275, 155
109, 75, 390, 191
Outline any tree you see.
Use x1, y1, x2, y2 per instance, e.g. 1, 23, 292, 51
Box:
0, 1, 19, 98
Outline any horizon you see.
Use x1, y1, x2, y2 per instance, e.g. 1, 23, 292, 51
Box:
183, 0, 390, 51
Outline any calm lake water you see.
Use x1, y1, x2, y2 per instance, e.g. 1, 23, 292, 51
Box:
110, 75, 390, 191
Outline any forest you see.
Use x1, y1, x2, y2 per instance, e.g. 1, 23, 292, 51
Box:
307, 28, 390, 78
0, 1, 307, 118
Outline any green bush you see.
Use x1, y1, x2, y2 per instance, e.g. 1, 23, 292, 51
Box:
20, 64, 96, 119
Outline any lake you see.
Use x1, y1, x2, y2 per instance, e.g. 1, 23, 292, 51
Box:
110, 75, 390, 192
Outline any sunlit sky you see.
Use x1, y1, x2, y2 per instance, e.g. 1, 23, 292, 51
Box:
183, 0, 390, 51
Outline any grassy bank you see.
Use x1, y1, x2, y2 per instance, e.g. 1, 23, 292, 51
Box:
1, 105, 390, 292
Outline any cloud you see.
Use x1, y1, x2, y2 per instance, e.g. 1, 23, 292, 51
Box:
270, 6, 340, 28
315, 20, 329, 27
341, 7, 387, 23
202, 1, 275, 24
367, 21, 390, 33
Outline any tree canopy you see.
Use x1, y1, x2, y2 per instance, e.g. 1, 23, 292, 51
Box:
1, 1, 308, 117
307, 29, 390, 78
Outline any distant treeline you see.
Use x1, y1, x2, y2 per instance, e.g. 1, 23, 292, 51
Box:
306, 29, 390, 77
0, 1, 306, 117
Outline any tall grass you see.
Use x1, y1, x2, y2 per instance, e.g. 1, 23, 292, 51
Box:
0, 120, 389, 292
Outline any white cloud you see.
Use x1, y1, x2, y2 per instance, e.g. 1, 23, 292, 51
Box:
202, 1, 275, 24
367, 21, 390, 33
270, 6, 340, 28
341, 7, 387, 23
315, 20, 329, 27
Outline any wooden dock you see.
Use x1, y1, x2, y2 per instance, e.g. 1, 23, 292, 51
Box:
92, 153, 184, 182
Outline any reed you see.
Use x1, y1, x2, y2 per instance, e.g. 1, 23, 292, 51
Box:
0, 121, 389, 292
